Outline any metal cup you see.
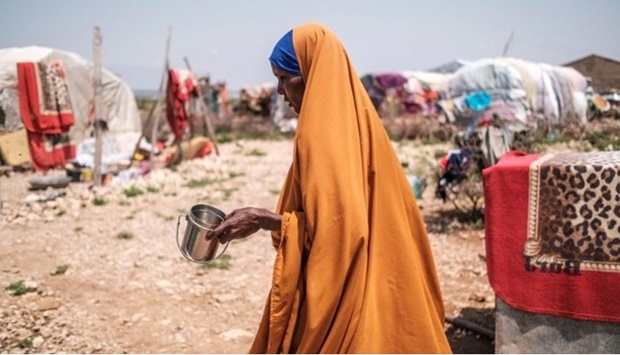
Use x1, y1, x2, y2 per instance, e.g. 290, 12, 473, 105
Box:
176, 204, 229, 263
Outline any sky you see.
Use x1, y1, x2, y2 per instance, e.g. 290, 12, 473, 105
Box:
1, 0, 619, 93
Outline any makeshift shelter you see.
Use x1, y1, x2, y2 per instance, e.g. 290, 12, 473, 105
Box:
429, 59, 470, 74
402, 70, 450, 93
442, 57, 588, 127
0, 46, 141, 171
360, 74, 386, 112
360, 71, 450, 118
237, 82, 275, 117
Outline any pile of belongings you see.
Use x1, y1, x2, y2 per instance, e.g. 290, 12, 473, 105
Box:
237, 83, 276, 116
360, 72, 448, 117
435, 148, 474, 202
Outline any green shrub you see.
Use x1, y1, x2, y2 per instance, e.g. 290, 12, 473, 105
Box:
229, 171, 245, 179
116, 231, 134, 240
6, 281, 33, 296
245, 149, 266, 157
17, 338, 33, 349
92, 197, 108, 206
185, 178, 218, 188
586, 132, 620, 151
201, 254, 232, 270
52, 264, 70, 275
123, 186, 144, 198
217, 133, 233, 144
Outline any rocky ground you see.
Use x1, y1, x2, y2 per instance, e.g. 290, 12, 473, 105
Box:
0, 138, 496, 354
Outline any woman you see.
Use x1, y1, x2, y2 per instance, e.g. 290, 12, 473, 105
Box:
211, 23, 451, 353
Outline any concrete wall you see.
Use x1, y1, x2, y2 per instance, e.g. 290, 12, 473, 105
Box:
564, 55, 620, 92
495, 298, 620, 353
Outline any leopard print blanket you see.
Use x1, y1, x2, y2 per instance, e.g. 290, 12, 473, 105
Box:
525, 152, 620, 273
37, 61, 72, 114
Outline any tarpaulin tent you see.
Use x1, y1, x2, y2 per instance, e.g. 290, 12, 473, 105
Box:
429, 59, 471, 74
402, 70, 450, 93
443, 57, 588, 127
0, 46, 142, 170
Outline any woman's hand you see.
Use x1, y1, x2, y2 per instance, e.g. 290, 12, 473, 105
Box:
210, 207, 282, 244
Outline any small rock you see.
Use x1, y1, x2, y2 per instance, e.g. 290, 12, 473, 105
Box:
39, 326, 51, 337
32, 336, 44, 348
214, 294, 238, 303
38, 298, 61, 311
23, 280, 38, 291
9, 347, 26, 354
468, 294, 486, 303
219, 328, 253, 341
156, 280, 172, 289
24, 194, 40, 203
15, 328, 31, 339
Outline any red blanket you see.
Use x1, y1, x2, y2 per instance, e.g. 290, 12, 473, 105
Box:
483, 151, 620, 323
17, 61, 75, 171
166, 69, 198, 142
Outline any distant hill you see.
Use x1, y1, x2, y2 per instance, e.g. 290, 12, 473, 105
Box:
133, 89, 158, 100
132, 88, 241, 100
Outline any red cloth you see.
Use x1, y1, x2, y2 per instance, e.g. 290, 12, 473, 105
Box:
166, 69, 197, 142
483, 151, 620, 323
195, 141, 213, 158
17, 62, 75, 171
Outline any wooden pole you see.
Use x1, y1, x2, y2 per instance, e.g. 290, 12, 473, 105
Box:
92, 26, 104, 186
183, 56, 220, 155
501, 30, 515, 57
127, 88, 158, 169
148, 26, 172, 169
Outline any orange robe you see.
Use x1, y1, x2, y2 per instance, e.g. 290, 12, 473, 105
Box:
250, 23, 452, 354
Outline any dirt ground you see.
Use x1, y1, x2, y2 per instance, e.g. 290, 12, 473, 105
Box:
0, 138, 495, 354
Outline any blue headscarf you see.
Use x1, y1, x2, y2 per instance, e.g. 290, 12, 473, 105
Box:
269, 29, 302, 76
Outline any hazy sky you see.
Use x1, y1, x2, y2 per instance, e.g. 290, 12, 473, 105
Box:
1, 0, 619, 91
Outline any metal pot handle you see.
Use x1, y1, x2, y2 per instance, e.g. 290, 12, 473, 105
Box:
213, 240, 230, 261
176, 214, 190, 259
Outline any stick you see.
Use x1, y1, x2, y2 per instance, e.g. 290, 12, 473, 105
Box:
148, 26, 172, 169
128, 29, 171, 169
445, 315, 495, 340
183, 56, 220, 155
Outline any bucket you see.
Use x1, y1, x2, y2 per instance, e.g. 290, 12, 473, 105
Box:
176, 204, 229, 263
408, 175, 427, 200
82, 169, 93, 182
